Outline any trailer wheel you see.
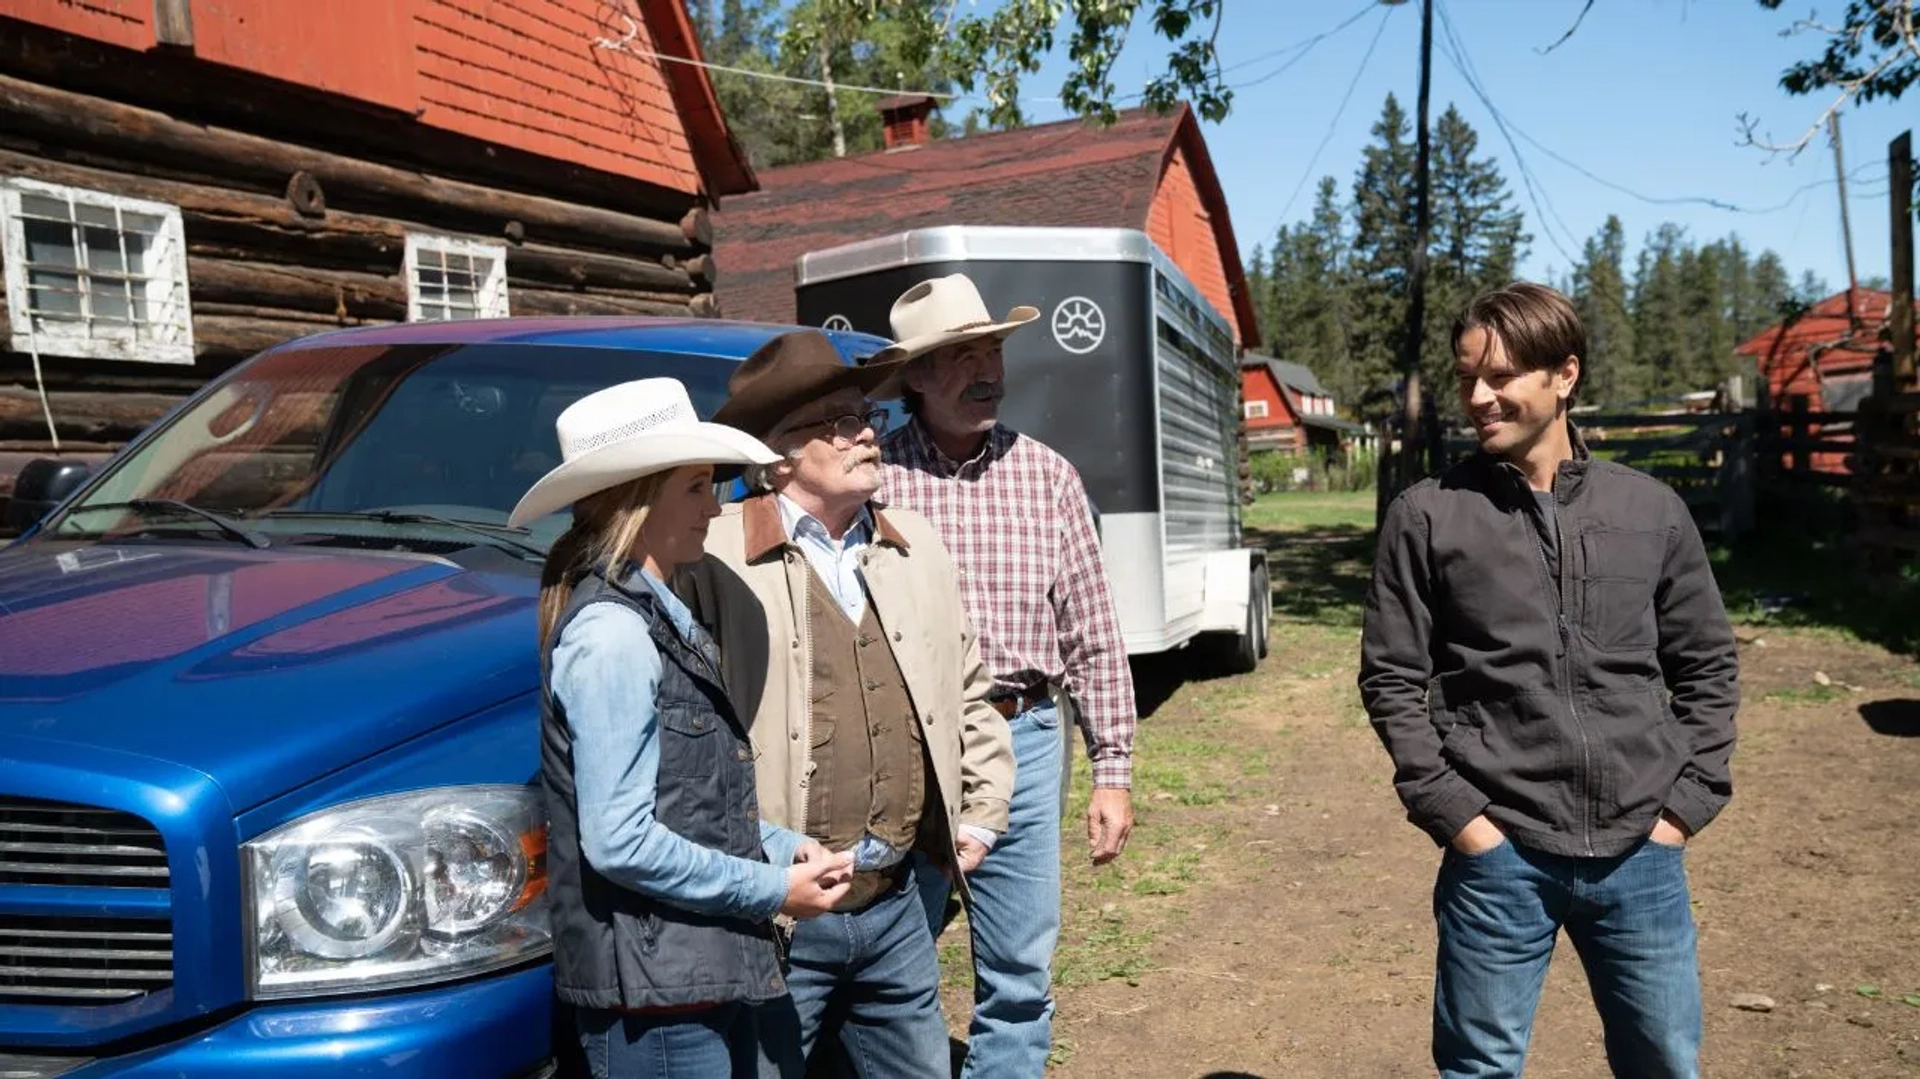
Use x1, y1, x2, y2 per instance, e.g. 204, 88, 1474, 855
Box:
1213, 564, 1267, 675
1253, 561, 1272, 660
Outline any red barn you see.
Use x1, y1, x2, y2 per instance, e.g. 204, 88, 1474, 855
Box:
1240, 355, 1359, 453
0, 0, 753, 508
711, 97, 1260, 350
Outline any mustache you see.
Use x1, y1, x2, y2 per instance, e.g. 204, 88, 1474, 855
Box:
842, 446, 881, 472
962, 380, 1002, 402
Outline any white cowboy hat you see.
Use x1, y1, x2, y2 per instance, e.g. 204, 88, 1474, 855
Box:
507, 378, 778, 528
865, 274, 1039, 379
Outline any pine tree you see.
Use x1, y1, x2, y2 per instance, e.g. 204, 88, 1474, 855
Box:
1263, 177, 1357, 407
1346, 95, 1419, 416
1631, 224, 1689, 401
1423, 105, 1529, 420
1572, 216, 1636, 406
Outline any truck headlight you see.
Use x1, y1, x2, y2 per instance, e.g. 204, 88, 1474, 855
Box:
244, 786, 550, 998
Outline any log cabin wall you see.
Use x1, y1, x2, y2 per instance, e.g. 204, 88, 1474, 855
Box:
0, 2, 747, 504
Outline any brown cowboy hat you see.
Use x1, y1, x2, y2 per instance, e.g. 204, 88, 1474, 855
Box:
711, 329, 906, 439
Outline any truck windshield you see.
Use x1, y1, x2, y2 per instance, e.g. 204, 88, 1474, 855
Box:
47, 342, 740, 552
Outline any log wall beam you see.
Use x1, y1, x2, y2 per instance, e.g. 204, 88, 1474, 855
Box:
0, 74, 708, 258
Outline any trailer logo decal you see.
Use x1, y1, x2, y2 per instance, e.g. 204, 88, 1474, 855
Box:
1051, 297, 1106, 355
820, 314, 855, 332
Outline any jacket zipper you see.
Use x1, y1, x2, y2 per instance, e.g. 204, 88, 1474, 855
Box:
1525, 481, 1596, 856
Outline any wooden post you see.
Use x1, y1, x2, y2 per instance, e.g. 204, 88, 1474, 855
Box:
1791, 395, 1811, 477
1891, 131, 1915, 391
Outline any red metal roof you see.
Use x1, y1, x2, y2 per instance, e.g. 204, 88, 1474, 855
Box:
711, 103, 1258, 345
1735, 288, 1919, 379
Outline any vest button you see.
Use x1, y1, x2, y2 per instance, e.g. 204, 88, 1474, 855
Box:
791, 639, 800, 649
923, 713, 934, 725
791, 730, 800, 741
692, 718, 706, 731
892, 631, 902, 642
736, 747, 751, 761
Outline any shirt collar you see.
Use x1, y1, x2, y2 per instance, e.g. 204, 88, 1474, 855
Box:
903, 417, 1012, 476
776, 492, 872, 546
742, 492, 911, 563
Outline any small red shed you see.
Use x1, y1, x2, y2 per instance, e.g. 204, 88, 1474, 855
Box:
1735, 288, 1920, 472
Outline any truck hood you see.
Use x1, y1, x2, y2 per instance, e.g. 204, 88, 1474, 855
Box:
0, 540, 539, 812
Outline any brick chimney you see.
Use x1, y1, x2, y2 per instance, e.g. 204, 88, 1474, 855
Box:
877, 94, 937, 151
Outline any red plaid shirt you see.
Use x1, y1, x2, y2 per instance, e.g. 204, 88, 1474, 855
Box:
879, 420, 1136, 788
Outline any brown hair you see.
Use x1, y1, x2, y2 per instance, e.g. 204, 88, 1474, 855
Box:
536, 471, 670, 649
1451, 282, 1586, 398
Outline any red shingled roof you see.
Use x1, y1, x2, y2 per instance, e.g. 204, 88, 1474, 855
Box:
712, 103, 1257, 345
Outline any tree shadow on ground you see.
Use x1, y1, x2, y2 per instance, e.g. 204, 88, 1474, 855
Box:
1712, 491, 1920, 657
1248, 523, 1375, 629
1128, 522, 1377, 720
1859, 699, 1920, 737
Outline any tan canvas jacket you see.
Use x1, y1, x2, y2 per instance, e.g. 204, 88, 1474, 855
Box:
675, 494, 1014, 902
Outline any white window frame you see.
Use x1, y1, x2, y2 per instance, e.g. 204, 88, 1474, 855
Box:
1244, 399, 1269, 419
404, 232, 509, 321
0, 178, 195, 365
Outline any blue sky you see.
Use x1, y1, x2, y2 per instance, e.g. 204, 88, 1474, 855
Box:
997, 0, 1913, 293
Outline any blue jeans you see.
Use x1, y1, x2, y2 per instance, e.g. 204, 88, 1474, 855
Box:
1433, 836, 1703, 1079
576, 1002, 761, 1079
759, 873, 949, 1079
916, 701, 1065, 1078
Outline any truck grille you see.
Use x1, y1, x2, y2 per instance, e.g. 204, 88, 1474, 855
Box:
0, 797, 173, 1004
0, 915, 174, 1003
0, 796, 169, 888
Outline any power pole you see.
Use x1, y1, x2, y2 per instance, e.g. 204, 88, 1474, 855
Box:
1831, 112, 1860, 330
1395, 0, 1435, 496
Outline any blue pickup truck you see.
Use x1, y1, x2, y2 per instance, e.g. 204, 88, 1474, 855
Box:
0, 318, 891, 1078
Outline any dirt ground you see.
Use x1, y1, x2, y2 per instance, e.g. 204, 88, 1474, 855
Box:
933, 517, 1920, 1078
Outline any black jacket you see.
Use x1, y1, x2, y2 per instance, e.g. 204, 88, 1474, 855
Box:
1359, 430, 1739, 858
542, 570, 787, 1011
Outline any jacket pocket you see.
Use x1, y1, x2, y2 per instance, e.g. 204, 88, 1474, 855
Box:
658, 708, 722, 777
1589, 687, 1686, 824
1579, 528, 1665, 652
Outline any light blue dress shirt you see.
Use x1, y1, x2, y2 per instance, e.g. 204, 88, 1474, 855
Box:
777, 494, 872, 622
551, 566, 807, 921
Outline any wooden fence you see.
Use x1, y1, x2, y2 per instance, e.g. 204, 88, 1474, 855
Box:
1425, 403, 1895, 547
1855, 391, 1920, 558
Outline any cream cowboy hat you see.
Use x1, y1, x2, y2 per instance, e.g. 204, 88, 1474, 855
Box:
507, 377, 779, 527
866, 274, 1039, 376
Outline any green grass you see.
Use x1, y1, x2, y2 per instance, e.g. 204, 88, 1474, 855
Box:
1760, 684, 1849, 706
1243, 490, 1376, 534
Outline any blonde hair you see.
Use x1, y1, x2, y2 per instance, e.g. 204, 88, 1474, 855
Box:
536, 471, 670, 649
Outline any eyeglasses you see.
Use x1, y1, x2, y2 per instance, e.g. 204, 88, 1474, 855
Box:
797, 407, 887, 443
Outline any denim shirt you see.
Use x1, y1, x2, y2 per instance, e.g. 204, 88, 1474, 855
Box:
551, 567, 807, 919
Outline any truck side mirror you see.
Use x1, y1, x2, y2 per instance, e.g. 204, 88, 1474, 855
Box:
5, 458, 94, 533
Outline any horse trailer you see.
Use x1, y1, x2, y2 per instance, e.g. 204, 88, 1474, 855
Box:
794, 225, 1270, 672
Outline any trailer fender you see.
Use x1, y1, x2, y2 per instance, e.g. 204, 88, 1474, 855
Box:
1198, 547, 1265, 635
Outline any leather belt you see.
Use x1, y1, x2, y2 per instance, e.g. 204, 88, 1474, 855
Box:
831, 859, 911, 914
987, 681, 1050, 719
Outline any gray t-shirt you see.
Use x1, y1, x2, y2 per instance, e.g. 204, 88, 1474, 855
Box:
1533, 489, 1558, 574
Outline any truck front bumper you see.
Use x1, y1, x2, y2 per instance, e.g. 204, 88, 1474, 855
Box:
42, 966, 555, 1078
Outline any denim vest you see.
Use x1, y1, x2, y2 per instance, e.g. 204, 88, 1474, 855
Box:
541, 568, 786, 1010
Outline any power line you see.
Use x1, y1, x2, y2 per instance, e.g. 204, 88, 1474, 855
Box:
1433, 0, 1580, 267
1221, 1, 1381, 76
1270, 5, 1397, 235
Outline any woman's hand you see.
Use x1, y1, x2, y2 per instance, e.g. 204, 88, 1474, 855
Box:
780, 848, 854, 919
